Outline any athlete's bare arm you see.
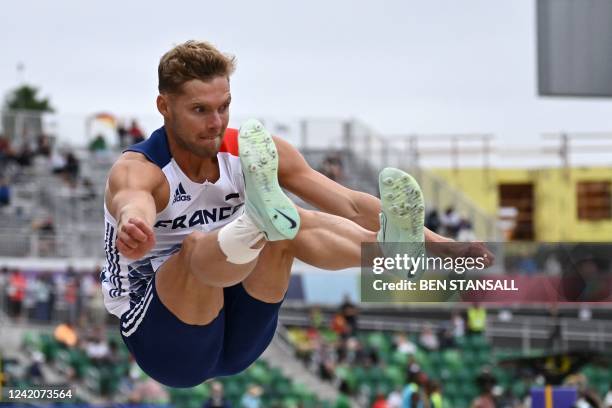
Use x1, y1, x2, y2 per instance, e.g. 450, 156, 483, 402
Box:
105, 152, 168, 259
275, 136, 450, 243
275, 136, 381, 231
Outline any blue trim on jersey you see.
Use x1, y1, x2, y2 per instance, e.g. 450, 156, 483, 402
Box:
126, 244, 182, 309
103, 222, 122, 298
124, 127, 172, 168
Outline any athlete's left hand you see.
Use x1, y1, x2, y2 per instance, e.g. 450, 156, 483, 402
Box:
116, 217, 156, 260
426, 240, 495, 268
460, 241, 495, 267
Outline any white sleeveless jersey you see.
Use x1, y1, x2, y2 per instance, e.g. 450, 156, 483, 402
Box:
101, 127, 245, 318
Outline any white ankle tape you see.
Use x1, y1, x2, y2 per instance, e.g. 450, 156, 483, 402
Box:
217, 212, 265, 264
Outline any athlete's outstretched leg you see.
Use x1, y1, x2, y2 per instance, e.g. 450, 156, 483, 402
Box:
291, 209, 376, 270
242, 168, 426, 304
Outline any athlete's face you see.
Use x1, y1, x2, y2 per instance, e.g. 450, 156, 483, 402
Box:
158, 77, 231, 158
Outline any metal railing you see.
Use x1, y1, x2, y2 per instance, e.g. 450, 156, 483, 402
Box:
0, 228, 103, 258
278, 308, 612, 354
339, 120, 501, 240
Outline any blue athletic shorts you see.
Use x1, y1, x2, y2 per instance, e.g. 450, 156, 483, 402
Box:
119, 276, 283, 388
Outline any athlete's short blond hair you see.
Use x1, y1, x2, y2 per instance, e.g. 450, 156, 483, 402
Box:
158, 40, 236, 94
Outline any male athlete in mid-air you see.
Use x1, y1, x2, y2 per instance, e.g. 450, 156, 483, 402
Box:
101, 40, 491, 387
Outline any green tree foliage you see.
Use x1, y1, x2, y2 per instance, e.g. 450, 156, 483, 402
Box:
5, 85, 54, 112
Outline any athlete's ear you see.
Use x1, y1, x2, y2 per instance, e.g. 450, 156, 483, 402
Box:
156, 94, 169, 117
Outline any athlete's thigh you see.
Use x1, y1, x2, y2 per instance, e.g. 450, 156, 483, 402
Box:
155, 249, 224, 325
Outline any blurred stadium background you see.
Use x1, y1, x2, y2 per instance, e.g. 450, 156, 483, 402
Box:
1, 0, 612, 407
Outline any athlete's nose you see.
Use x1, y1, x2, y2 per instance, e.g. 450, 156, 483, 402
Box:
208, 112, 222, 132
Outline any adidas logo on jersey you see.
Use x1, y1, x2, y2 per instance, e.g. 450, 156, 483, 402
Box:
172, 183, 192, 204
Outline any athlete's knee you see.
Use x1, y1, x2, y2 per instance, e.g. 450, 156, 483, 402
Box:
182, 230, 207, 255
181, 230, 254, 288
179, 231, 220, 285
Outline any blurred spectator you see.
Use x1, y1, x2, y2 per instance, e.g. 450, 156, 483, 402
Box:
309, 306, 324, 329
387, 387, 403, 408
319, 154, 344, 182
23, 275, 38, 320
63, 151, 80, 182
117, 122, 129, 147
315, 343, 337, 380
456, 218, 476, 242
604, 386, 612, 408
204, 381, 232, 408
425, 209, 440, 233
89, 134, 108, 153
54, 321, 78, 347
440, 206, 461, 238
35, 134, 52, 158
81, 177, 97, 201
26, 350, 46, 384
128, 120, 145, 144
0, 177, 10, 206
517, 255, 538, 275
331, 312, 350, 339
64, 272, 80, 324
333, 380, 352, 408
565, 373, 602, 408
428, 381, 444, 408
53, 272, 66, 320
90, 271, 107, 326
104, 339, 122, 368
393, 333, 416, 355
451, 310, 466, 339
343, 336, 366, 365
84, 328, 110, 366
33, 274, 53, 322
372, 389, 389, 408
51, 149, 66, 174
0, 134, 12, 162
15, 143, 34, 167
467, 303, 487, 336
438, 323, 455, 350
79, 271, 97, 322
32, 215, 56, 256
497, 308, 513, 322
471, 370, 497, 408
8, 269, 26, 319
579, 304, 592, 321
239, 384, 263, 408
544, 254, 562, 276
0, 267, 8, 311
48, 273, 57, 322
401, 370, 425, 408
546, 305, 562, 350
81, 269, 101, 322
404, 355, 421, 381
418, 324, 439, 351
129, 378, 170, 404
340, 294, 358, 335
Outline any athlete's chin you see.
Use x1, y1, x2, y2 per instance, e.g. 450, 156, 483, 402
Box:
190, 140, 220, 158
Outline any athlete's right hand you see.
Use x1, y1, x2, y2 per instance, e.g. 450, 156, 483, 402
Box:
116, 218, 156, 260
